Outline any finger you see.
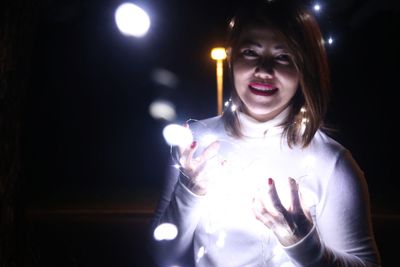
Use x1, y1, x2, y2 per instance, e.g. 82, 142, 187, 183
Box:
252, 193, 263, 213
180, 141, 197, 167
187, 140, 197, 161
268, 178, 286, 214
252, 197, 274, 228
288, 177, 302, 213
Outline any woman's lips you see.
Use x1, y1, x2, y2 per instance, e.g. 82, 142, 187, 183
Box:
248, 82, 278, 96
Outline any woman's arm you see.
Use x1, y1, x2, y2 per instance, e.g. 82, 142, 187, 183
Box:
148, 162, 205, 266
283, 150, 381, 266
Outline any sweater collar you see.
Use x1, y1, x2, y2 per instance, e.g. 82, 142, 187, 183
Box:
237, 107, 289, 139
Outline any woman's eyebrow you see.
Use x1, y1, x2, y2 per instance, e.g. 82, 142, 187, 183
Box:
240, 39, 262, 47
240, 39, 287, 50
274, 44, 287, 50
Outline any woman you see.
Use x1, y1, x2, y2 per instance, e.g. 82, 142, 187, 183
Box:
149, 0, 381, 266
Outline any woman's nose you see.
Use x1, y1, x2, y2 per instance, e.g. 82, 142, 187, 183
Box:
254, 58, 274, 78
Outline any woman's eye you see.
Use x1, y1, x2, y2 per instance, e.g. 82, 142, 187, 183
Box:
275, 54, 291, 63
241, 49, 258, 58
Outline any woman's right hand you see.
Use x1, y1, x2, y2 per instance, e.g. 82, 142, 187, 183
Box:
178, 136, 220, 196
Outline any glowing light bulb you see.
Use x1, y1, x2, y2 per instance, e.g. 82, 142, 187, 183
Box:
153, 223, 178, 241
301, 118, 309, 124
149, 100, 176, 121
211, 47, 227, 60
196, 246, 206, 262
115, 3, 150, 37
163, 124, 193, 147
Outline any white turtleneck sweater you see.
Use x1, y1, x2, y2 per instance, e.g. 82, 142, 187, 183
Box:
150, 111, 381, 267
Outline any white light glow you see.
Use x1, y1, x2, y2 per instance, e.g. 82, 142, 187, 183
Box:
153, 223, 178, 241
216, 231, 226, 248
201, 134, 218, 148
273, 245, 285, 257
173, 164, 180, 169
313, 4, 321, 11
115, 3, 150, 37
302, 156, 316, 168
211, 47, 227, 60
152, 68, 179, 88
196, 246, 206, 262
149, 100, 176, 121
328, 37, 333, 44
163, 124, 193, 147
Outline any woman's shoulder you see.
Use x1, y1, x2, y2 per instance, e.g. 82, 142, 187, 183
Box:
310, 130, 349, 158
307, 130, 362, 180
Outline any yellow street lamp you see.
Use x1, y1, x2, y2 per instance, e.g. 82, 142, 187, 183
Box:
211, 47, 227, 115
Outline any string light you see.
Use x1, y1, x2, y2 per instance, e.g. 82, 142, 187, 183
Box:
162, 124, 193, 147
153, 223, 178, 241
309, 1, 335, 47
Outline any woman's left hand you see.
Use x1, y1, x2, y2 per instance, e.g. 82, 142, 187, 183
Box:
253, 177, 313, 246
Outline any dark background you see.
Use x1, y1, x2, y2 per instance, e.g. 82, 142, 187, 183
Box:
19, 0, 399, 266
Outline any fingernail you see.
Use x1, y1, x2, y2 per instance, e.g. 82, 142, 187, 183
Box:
190, 141, 197, 149
268, 178, 273, 185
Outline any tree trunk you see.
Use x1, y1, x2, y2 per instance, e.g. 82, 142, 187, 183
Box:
0, 1, 40, 266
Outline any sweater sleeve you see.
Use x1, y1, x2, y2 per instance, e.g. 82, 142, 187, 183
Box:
283, 149, 381, 266
148, 162, 205, 266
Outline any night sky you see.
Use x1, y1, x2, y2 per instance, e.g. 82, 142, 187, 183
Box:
23, 0, 399, 212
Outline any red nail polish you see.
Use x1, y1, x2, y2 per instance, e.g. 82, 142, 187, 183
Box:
268, 178, 273, 185
190, 141, 197, 149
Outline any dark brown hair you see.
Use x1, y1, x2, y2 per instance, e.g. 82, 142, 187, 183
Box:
222, 0, 331, 148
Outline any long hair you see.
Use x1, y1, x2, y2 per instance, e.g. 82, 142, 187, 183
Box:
222, 0, 331, 148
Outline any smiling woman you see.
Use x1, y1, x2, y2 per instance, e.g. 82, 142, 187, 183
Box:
230, 27, 300, 122
148, 0, 381, 266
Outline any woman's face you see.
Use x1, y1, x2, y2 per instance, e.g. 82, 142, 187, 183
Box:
231, 26, 300, 122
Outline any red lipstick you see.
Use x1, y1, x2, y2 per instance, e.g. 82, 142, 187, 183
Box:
248, 82, 278, 96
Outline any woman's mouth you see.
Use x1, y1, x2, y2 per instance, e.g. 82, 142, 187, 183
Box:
248, 82, 278, 96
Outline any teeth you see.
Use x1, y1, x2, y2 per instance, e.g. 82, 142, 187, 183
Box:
250, 85, 274, 91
